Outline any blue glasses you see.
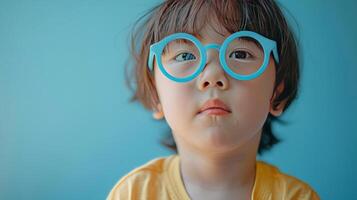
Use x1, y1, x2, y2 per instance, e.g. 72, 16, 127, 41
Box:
148, 31, 279, 83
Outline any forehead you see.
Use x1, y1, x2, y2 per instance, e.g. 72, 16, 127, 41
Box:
196, 18, 231, 43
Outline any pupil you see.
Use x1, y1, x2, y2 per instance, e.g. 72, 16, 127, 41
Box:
182, 53, 194, 60
236, 51, 246, 58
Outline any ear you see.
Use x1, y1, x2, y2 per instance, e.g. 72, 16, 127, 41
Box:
152, 103, 164, 120
269, 82, 287, 117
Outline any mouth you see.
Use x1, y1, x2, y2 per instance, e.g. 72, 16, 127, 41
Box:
198, 108, 231, 115
198, 98, 231, 116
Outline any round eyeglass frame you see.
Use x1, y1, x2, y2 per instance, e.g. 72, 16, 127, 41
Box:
148, 31, 279, 83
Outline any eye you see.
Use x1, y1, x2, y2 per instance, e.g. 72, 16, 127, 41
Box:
175, 52, 196, 62
229, 50, 253, 60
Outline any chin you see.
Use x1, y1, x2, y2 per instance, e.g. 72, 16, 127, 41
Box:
197, 129, 241, 151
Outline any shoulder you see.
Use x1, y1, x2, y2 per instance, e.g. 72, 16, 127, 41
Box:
256, 160, 320, 200
106, 155, 174, 200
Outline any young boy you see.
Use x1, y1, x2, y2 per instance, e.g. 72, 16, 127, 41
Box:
107, 0, 320, 199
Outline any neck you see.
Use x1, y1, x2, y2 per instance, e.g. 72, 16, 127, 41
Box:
175, 131, 261, 192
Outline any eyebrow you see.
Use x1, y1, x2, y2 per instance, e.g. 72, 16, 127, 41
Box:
172, 39, 195, 45
162, 39, 196, 55
193, 33, 203, 40
163, 39, 196, 50
230, 37, 262, 48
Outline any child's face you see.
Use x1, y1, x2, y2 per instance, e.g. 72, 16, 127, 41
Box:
153, 21, 279, 153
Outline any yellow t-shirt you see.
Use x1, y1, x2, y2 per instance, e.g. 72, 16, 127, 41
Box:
107, 154, 320, 200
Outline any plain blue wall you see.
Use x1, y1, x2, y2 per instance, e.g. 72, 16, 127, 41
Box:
1, 0, 356, 199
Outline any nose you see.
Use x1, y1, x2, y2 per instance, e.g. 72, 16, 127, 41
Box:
197, 43, 229, 91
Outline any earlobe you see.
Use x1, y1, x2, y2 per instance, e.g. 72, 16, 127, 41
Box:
153, 111, 164, 120
269, 105, 283, 116
269, 99, 287, 117
152, 103, 164, 120
269, 82, 286, 117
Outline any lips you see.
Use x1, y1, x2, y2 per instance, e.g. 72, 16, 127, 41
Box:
198, 98, 231, 114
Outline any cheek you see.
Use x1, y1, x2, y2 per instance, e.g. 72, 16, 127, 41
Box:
247, 58, 276, 107
231, 61, 276, 131
234, 89, 271, 131
155, 70, 196, 131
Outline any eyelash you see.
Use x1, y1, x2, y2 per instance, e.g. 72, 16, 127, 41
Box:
173, 51, 196, 61
229, 49, 254, 60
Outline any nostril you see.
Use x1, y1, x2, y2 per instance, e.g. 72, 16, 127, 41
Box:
203, 82, 209, 87
217, 81, 223, 87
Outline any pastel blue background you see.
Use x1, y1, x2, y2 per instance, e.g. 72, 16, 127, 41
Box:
1, 0, 356, 199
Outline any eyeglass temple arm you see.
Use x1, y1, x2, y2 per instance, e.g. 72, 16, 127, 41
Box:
272, 44, 280, 63
148, 45, 155, 71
